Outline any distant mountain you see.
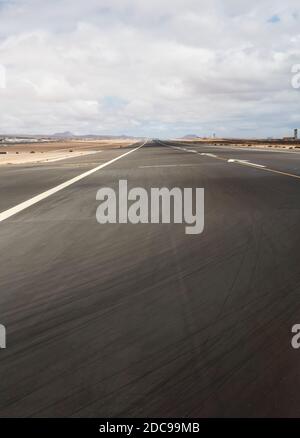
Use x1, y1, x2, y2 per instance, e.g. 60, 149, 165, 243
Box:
182, 134, 200, 139
51, 132, 135, 139
52, 131, 75, 138
0, 132, 137, 140
81, 134, 133, 139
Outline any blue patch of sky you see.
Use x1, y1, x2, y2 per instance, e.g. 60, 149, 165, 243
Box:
267, 14, 280, 23
102, 96, 128, 110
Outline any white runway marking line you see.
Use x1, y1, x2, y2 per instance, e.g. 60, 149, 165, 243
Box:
0, 140, 147, 223
201, 153, 218, 158
169, 146, 218, 158
45, 150, 100, 163
206, 143, 300, 154
139, 164, 201, 168
167, 140, 300, 155
165, 141, 300, 180
228, 159, 266, 168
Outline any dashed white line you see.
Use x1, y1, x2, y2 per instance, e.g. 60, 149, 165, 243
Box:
139, 164, 201, 168
227, 159, 266, 168
201, 153, 218, 158
164, 141, 300, 181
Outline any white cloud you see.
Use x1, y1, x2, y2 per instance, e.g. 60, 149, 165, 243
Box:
0, 0, 299, 137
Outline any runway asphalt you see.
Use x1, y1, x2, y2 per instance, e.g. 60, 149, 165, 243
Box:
1, 139, 300, 417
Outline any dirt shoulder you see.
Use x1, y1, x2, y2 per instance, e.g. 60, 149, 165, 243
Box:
175, 138, 300, 152
0, 139, 138, 165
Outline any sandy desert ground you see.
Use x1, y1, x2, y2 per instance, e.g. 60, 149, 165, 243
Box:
175, 138, 300, 152
0, 139, 139, 165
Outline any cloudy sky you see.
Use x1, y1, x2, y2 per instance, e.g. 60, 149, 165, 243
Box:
0, 0, 299, 138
